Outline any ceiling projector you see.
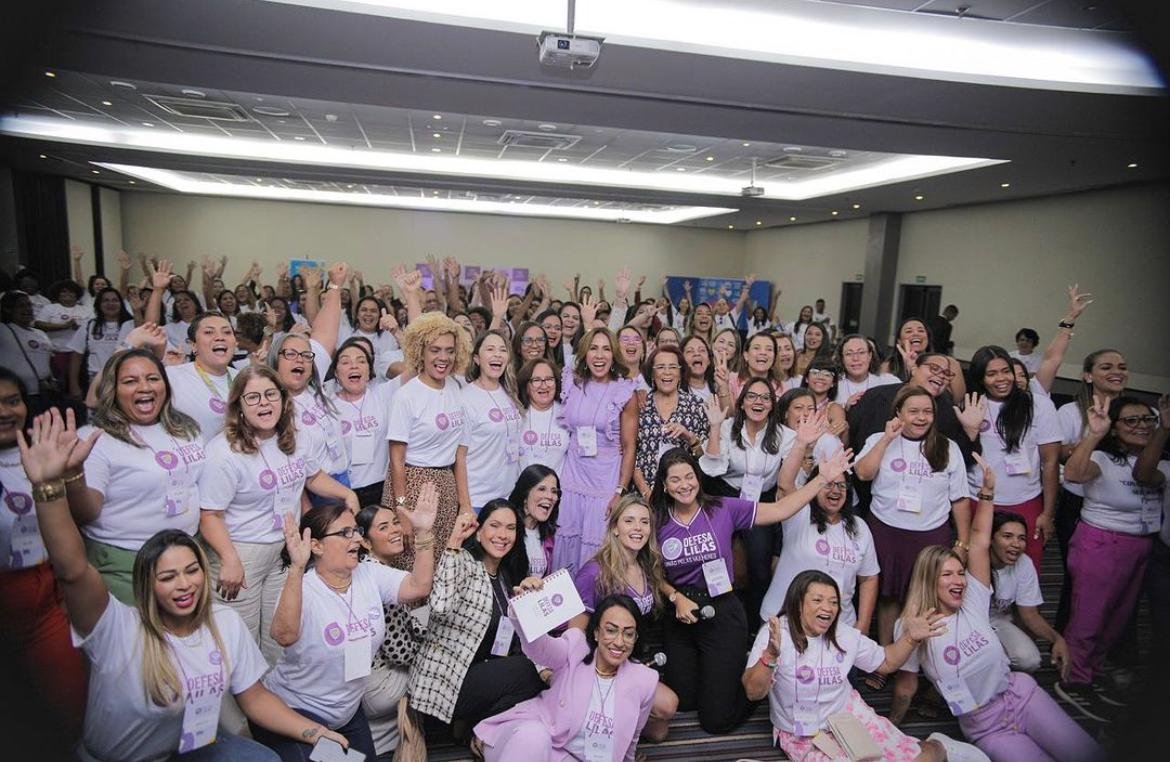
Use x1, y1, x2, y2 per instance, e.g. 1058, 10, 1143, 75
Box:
740, 185, 765, 197
538, 31, 603, 68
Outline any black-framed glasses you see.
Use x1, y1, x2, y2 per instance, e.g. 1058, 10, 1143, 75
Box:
823, 480, 848, 492
278, 349, 315, 361
922, 362, 955, 379
322, 525, 365, 540
242, 388, 283, 406
529, 376, 556, 386
1118, 414, 1158, 427
743, 391, 773, 403
520, 337, 546, 345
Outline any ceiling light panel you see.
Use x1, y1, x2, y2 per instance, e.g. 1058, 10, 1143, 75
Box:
260, 0, 1164, 94
95, 163, 737, 224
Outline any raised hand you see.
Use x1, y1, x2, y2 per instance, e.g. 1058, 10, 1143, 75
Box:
614, 266, 631, 300
282, 513, 313, 571
883, 416, 904, 441
71, 245, 84, 262
704, 392, 726, 429
277, 262, 290, 279
902, 607, 948, 643
954, 392, 987, 433
533, 273, 551, 298
1086, 394, 1111, 438
401, 482, 439, 535
1159, 394, 1170, 430
1065, 284, 1093, 322
817, 448, 853, 483
447, 511, 479, 550
378, 308, 398, 333
765, 616, 782, 658
896, 340, 918, 367
116, 250, 132, 271
971, 452, 996, 493
125, 322, 167, 351
393, 266, 423, 295
744, 273, 757, 288
683, 280, 692, 295
579, 292, 598, 326
17, 408, 101, 485
489, 280, 509, 318
328, 261, 351, 287
149, 259, 174, 290
562, 276, 576, 296
795, 408, 829, 445
712, 352, 730, 390
443, 256, 461, 279
299, 266, 322, 291
636, 274, 646, 289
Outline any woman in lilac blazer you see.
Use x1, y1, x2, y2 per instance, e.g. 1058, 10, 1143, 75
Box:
474, 594, 658, 761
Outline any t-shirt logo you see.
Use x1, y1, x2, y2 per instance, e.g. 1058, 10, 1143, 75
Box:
523, 430, 539, 445
258, 469, 278, 490
890, 458, 907, 473
435, 413, 450, 430
323, 622, 346, 646
208, 397, 226, 414
341, 420, 352, 435
301, 411, 317, 426
155, 451, 179, 471
796, 665, 816, 684
208, 649, 222, 666
661, 537, 683, 561
4, 491, 33, 516
979, 419, 991, 433
815, 538, 831, 556
488, 407, 504, 423
943, 645, 961, 666
28, 340, 40, 350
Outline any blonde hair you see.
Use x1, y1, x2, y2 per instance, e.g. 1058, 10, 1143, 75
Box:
400, 312, 472, 376
131, 530, 228, 707
591, 495, 665, 614
900, 544, 963, 656
93, 349, 201, 446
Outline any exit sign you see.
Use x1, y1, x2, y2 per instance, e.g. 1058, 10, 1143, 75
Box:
914, 275, 926, 284
854, 273, 863, 281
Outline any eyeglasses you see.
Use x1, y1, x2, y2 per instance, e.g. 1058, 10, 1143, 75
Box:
922, 362, 955, 379
653, 364, 681, 372
278, 349, 315, 362
823, 480, 848, 492
1118, 414, 1158, 427
842, 350, 870, 359
520, 337, 546, 345
529, 376, 556, 386
600, 623, 638, 643
618, 336, 642, 345
807, 369, 836, 380
743, 391, 774, 403
322, 525, 365, 540
242, 388, 283, 406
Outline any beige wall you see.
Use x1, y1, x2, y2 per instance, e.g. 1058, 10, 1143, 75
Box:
64, 179, 95, 268
119, 193, 743, 292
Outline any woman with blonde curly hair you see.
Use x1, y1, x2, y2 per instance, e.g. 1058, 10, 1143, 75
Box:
199, 365, 357, 662
67, 348, 206, 602
385, 311, 474, 569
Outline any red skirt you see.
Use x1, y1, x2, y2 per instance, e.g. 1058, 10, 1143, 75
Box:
866, 516, 954, 599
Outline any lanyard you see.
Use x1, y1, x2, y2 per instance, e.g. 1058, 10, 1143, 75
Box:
792, 637, 825, 706
337, 389, 368, 425
483, 384, 515, 440
194, 363, 233, 401
170, 630, 224, 700
592, 672, 617, 720
330, 582, 362, 632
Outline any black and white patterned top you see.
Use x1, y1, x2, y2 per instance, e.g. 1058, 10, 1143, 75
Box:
634, 390, 709, 484
361, 555, 426, 669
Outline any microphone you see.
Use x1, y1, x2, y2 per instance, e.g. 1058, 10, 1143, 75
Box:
648, 651, 667, 667
692, 605, 716, 621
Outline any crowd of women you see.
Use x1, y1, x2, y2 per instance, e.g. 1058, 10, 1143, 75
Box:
0, 251, 1163, 762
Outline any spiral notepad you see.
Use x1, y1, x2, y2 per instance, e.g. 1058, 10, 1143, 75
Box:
510, 568, 585, 643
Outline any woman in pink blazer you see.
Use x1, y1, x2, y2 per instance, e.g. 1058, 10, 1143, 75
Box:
474, 594, 658, 761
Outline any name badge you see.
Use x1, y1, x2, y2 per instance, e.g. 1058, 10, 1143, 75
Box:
326, 438, 344, 464
343, 634, 372, 681
165, 479, 191, 517
505, 440, 520, 464
350, 432, 376, 465
584, 729, 613, 762
895, 481, 922, 514
701, 558, 733, 597
577, 426, 598, 457
491, 616, 515, 656
9, 516, 43, 566
178, 683, 222, 752
793, 700, 821, 737
739, 473, 763, 502
1003, 451, 1031, 476
938, 674, 977, 716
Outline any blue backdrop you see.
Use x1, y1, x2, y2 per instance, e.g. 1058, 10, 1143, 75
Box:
664, 276, 772, 330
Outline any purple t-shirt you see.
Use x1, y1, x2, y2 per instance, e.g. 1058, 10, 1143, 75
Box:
574, 560, 655, 615
657, 497, 757, 593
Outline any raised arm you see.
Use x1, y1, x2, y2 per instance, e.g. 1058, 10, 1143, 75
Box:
755, 448, 851, 525
271, 514, 311, 647
876, 608, 947, 674
1034, 285, 1093, 393
853, 417, 902, 481
144, 259, 173, 327
116, 250, 133, 294
71, 245, 85, 284
392, 265, 424, 325
309, 262, 348, 357
395, 482, 440, 602
767, 288, 782, 325
18, 409, 107, 637
777, 410, 829, 495
1134, 395, 1170, 486
743, 617, 781, 700
442, 258, 465, 313
300, 266, 322, 327
1064, 395, 1109, 484
967, 453, 996, 587
732, 274, 754, 322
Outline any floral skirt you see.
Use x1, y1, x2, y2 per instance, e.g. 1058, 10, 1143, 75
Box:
775, 689, 922, 762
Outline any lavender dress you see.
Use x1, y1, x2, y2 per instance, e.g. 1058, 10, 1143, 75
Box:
549, 366, 635, 576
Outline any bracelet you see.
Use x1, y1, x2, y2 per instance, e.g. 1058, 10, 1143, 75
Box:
32, 480, 66, 503
62, 470, 86, 484
758, 652, 778, 669
1057, 320, 1075, 330
414, 530, 434, 543
953, 539, 970, 551
977, 491, 995, 502
414, 539, 435, 552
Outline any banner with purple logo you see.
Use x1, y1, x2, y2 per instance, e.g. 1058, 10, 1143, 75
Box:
664, 276, 772, 331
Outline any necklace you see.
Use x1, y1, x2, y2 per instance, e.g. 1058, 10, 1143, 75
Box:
595, 665, 617, 678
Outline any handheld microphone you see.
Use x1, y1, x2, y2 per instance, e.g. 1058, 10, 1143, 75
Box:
692, 605, 716, 621
649, 651, 667, 667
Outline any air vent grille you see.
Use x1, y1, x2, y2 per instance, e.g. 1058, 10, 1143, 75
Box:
498, 130, 581, 150
763, 155, 841, 171
145, 96, 252, 122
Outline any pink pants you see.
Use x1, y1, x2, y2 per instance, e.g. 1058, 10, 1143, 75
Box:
996, 495, 1045, 570
482, 719, 575, 762
1064, 521, 1151, 685
958, 672, 1101, 762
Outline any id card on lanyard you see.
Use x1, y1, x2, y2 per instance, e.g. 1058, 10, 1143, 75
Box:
174, 644, 224, 753
137, 428, 193, 518
576, 383, 614, 458
894, 438, 923, 514
698, 511, 733, 597
488, 576, 514, 656
933, 612, 978, 716
584, 675, 616, 762
334, 587, 372, 682
792, 643, 823, 737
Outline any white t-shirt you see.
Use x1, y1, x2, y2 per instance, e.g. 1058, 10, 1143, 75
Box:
564, 674, 617, 760
0, 323, 53, 390
761, 506, 880, 627
199, 432, 321, 544
778, 428, 844, 488
968, 395, 1061, 505
166, 362, 233, 444
386, 376, 466, 467
1080, 452, 1168, 536
1010, 350, 1042, 375
330, 383, 395, 490
990, 556, 1043, 619
0, 452, 47, 570
292, 390, 348, 475
339, 327, 403, 379
834, 374, 901, 406
81, 424, 206, 550
165, 320, 192, 352
460, 383, 523, 507
899, 577, 1010, 715
700, 419, 783, 494
67, 320, 135, 377
713, 308, 740, 332
748, 616, 885, 735
860, 433, 968, 532
75, 595, 266, 762
524, 526, 547, 577
264, 563, 408, 728
1057, 402, 1086, 498
36, 302, 91, 352
518, 403, 570, 473
746, 320, 773, 338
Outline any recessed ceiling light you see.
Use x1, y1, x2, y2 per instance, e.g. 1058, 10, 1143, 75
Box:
1000, 182, 1011, 188
101, 100, 113, 107
852, 203, 861, 209
347, 183, 355, 188
110, 81, 137, 90
91, 170, 99, 174
181, 89, 206, 98
142, 122, 154, 127
831, 210, 839, 215
727, 224, 734, 229
676, 167, 686, 172
1127, 162, 1138, 168
431, 114, 442, 120
45, 71, 56, 78
828, 150, 848, 158
293, 136, 305, 141
254, 106, 291, 117
557, 158, 568, 162
705, 156, 715, 161
431, 147, 441, 152
742, 142, 751, 147
783, 146, 803, 153
38, 154, 46, 159
128, 180, 135, 184
538, 123, 557, 131
665, 143, 697, 153
432, 132, 441, 138
482, 119, 502, 127
789, 216, 797, 222
914, 193, 924, 200
755, 220, 762, 225
593, 200, 601, 205
432, 190, 439, 195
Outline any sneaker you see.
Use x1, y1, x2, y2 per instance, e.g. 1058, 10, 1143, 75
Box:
926, 732, 991, 762
1054, 682, 1112, 723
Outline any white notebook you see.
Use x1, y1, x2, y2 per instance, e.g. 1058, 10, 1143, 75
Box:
510, 568, 585, 643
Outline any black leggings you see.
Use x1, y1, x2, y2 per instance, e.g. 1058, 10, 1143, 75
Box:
706, 477, 780, 623
452, 654, 545, 730
353, 481, 385, 511
662, 590, 753, 734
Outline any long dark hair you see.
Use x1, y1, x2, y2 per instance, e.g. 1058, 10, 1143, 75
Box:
0, 368, 30, 439
807, 466, 859, 537
508, 465, 561, 543
784, 570, 844, 656
468, 499, 529, 583
582, 594, 643, 666
1098, 396, 1155, 466
325, 337, 375, 384
887, 318, 934, 381
969, 345, 1033, 453
352, 296, 388, 335
168, 289, 204, 324
90, 287, 132, 337
802, 357, 840, 407
891, 385, 950, 472
648, 447, 715, 526
681, 335, 716, 394
730, 378, 782, 454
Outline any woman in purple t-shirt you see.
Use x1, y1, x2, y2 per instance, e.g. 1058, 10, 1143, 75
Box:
650, 446, 851, 734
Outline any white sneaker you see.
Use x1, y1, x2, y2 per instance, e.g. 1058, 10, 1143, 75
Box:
926, 732, 991, 762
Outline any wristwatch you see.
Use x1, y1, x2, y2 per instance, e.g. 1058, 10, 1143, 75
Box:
668, 591, 678, 604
